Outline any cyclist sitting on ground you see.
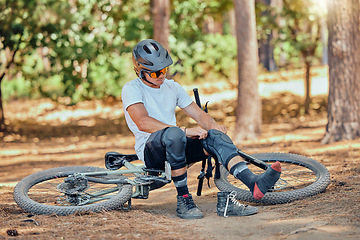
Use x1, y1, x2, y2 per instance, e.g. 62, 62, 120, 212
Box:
121, 39, 281, 219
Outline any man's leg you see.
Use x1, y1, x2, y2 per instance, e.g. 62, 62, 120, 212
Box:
144, 127, 190, 195
201, 129, 281, 200
159, 127, 204, 219
227, 156, 281, 199
171, 167, 189, 196
159, 127, 189, 197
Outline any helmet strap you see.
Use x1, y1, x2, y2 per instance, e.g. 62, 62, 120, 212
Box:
140, 70, 158, 86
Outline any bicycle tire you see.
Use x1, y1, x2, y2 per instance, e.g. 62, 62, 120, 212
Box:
14, 166, 133, 215
214, 152, 331, 204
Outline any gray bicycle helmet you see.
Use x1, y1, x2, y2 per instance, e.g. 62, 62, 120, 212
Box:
132, 39, 173, 80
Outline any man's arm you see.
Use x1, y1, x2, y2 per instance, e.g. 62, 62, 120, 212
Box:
182, 102, 227, 138
126, 102, 173, 133
127, 101, 225, 137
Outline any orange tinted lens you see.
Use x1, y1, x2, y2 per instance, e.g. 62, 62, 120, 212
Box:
150, 72, 157, 78
149, 68, 168, 78
160, 67, 168, 74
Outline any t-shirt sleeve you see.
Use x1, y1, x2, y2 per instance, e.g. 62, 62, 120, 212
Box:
121, 83, 143, 111
175, 82, 193, 108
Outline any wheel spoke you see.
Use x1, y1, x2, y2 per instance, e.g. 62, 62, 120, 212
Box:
223, 160, 317, 192
27, 176, 121, 206
215, 153, 331, 204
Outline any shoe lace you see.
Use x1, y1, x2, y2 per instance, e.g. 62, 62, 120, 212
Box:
183, 196, 196, 210
223, 191, 246, 217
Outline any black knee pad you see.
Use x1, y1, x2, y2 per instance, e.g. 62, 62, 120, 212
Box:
201, 129, 238, 170
161, 127, 187, 170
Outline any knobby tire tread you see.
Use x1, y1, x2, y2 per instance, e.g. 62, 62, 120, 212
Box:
214, 152, 331, 204
13, 166, 133, 215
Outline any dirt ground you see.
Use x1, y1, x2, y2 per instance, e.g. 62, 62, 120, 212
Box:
1, 72, 359, 239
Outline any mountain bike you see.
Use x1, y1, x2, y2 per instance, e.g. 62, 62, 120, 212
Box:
13, 89, 331, 215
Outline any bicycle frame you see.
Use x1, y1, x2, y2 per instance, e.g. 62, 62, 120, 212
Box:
237, 150, 270, 170
76, 158, 171, 201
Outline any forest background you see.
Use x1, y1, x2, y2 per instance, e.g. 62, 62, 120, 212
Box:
3, 0, 358, 144
1, 0, 327, 100
0, 0, 330, 129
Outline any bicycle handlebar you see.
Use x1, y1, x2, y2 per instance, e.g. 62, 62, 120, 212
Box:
193, 88, 201, 108
193, 88, 207, 196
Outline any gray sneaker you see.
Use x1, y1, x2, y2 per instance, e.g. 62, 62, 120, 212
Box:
217, 191, 258, 217
176, 194, 204, 219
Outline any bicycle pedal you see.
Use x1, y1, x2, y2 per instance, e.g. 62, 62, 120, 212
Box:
133, 185, 150, 199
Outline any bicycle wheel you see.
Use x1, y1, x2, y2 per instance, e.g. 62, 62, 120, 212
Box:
214, 152, 331, 204
14, 166, 133, 215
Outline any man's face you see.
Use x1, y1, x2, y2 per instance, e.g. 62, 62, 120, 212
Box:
144, 71, 165, 88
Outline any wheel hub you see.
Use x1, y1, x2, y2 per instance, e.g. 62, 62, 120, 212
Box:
56, 173, 90, 205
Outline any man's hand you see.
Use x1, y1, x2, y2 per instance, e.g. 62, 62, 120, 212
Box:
185, 126, 208, 139
182, 102, 228, 135
185, 125, 227, 139
214, 125, 227, 134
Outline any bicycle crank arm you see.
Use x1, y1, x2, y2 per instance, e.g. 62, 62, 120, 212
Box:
237, 149, 270, 170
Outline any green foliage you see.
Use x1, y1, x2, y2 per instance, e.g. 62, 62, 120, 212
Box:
275, 0, 324, 67
169, 0, 236, 82
170, 34, 237, 82
1, 0, 326, 103
170, 0, 233, 42
1, 0, 238, 102
2, 76, 32, 100
254, 0, 325, 69
255, 1, 278, 42
1, 0, 151, 102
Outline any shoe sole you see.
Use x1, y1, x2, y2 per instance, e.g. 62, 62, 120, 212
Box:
177, 213, 204, 219
217, 210, 258, 217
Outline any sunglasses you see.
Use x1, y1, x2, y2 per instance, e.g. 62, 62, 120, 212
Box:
146, 67, 168, 78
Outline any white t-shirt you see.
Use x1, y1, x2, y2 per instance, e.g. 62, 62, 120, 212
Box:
121, 78, 193, 162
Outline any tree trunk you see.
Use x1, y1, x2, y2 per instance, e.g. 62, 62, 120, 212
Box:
228, 9, 236, 36
258, 31, 276, 71
304, 60, 311, 114
258, 0, 276, 71
320, 17, 328, 65
0, 77, 5, 132
322, 0, 360, 144
233, 0, 262, 143
152, 0, 170, 50
0, 39, 21, 132
204, 16, 223, 35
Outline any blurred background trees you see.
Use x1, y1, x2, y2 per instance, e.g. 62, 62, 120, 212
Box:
233, 0, 261, 142
1, 0, 359, 142
322, 0, 360, 143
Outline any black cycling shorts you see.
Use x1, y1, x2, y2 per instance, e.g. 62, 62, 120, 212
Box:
144, 128, 208, 170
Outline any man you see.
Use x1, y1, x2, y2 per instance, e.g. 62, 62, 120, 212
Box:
121, 39, 281, 219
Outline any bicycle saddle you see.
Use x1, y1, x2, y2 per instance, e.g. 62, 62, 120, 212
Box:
105, 151, 139, 170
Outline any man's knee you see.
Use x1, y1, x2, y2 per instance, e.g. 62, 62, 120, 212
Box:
201, 129, 238, 169
161, 127, 187, 170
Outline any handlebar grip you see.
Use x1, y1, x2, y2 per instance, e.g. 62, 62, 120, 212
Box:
193, 88, 202, 108
197, 178, 204, 196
